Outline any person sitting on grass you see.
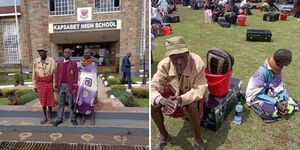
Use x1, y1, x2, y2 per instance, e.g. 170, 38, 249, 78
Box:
246, 49, 300, 122
151, 36, 207, 150
240, 0, 253, 15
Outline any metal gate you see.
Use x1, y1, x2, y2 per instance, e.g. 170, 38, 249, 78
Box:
0, 141, 147, 150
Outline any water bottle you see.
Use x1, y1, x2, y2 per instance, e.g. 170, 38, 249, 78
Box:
234, 101, 243, 125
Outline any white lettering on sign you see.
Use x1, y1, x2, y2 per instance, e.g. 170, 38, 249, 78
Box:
53, 20, 117, 32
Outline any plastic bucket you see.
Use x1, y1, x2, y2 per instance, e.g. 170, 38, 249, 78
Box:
161, 26, 171, 35
238, 15, 246, 26
280, 13, 288, 21
205, 68, 232, 97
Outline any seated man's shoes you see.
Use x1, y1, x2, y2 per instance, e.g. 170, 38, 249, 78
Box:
52, 120, 63, 127
151, 134, 171, 150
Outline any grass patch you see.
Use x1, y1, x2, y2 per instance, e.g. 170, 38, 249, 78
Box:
114, 75, 148, 83
151, 7, 300, 150
0, 80, 15, 86
0, 77, 32, 85
136, 98, 149, 107
0, 98, 9, 105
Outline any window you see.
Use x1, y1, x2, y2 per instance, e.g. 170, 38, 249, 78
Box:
49, 0, 74, 16
95, 0, 120, 13
2, 22, 20, 63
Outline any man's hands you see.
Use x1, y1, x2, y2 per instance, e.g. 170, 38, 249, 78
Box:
160, 96, 182, 115
276, 101, 288, 115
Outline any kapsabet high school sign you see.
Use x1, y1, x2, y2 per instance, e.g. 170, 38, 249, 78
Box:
77, 7, 92, 21
52, 20, 118, 32
48, 20, 121, 33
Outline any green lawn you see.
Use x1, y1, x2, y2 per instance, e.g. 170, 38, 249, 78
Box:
151, 7, 300, 150
0, 98, 9, 105
136, 98, 149, 107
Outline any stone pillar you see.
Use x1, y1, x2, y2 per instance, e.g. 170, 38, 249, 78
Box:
21, 0, 50, 60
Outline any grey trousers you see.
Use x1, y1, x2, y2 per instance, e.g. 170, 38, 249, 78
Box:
56, 83, 76, 122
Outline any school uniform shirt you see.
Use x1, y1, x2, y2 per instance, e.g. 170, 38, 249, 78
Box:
151, 52, 208, 107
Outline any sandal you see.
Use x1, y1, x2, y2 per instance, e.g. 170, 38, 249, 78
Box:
40, 119, 48, 124
152, 134, 171, 150
48, 119, 54, 124
194, 139, 205, 150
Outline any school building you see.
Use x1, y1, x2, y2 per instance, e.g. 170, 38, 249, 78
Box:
0, 0, 149, 74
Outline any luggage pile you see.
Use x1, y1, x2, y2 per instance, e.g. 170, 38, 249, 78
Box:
151, 0, 181, 37
201, 49, 241, 132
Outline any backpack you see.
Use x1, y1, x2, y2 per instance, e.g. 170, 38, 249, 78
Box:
218, 17, 231, 28
207, 48, 234, 74
151, 23, 162, 37
224, 12, 237, 24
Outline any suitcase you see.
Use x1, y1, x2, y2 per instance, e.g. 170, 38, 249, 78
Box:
246, 29, 272, 42
263, 13, 280, 22
164, 15, 180, 23
201, 78, 243, 132
151, 24, 162, 37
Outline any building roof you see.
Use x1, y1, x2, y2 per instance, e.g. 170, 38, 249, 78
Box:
0, 6, 20, 14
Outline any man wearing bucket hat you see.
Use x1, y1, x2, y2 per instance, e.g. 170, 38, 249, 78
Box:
151, 36, 208, 150
33, 48, 56, 124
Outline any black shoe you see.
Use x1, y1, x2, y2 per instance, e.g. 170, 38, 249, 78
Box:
52, 120, 63, 127
71, 120, 78, 126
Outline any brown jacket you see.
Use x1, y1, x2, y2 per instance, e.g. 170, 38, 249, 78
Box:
151, 52, 208, 106
32, 57, 56, 89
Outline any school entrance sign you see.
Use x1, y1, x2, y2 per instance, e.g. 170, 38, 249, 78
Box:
48, 20, 121, 33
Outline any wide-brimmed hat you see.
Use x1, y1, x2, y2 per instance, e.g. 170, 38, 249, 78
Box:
165, 36, 189, 56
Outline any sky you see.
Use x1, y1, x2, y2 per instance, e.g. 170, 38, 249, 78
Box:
0, 0, 20, 7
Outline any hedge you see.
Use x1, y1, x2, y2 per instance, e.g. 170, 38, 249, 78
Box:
15, 89, 32, 97
106, 78, 119, 85
1, 89, 17, 97
102, 68, 113, 78
131, 88, 149, 98
110, 84, 126, 92
15, 73, 21, 82
19, 91, 38, 104
112, 90, 138, 107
